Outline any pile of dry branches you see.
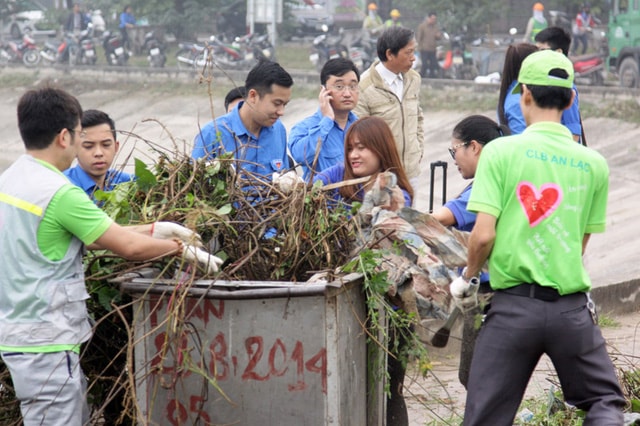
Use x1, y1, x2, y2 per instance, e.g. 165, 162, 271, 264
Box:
95, 148, 358, 283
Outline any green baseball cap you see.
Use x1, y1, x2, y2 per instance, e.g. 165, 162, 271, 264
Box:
511, 49, 574, 94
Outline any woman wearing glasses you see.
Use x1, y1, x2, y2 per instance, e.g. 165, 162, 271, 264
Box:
431, 114, 509, 388
432, 115, 509, 231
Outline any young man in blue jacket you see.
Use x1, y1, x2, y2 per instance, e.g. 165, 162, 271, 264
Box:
64, 109, 133, 202
289, 58, 359, 181
192, 61, 294, 180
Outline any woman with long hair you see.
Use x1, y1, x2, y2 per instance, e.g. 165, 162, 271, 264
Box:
315, 115, 414, 207
314, 115, 414, 425
497, 42, 538, 132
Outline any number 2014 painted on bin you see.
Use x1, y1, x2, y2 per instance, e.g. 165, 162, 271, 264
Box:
211, 333, 327, 391
151, 331, 327, 391
157, 332, 327, 426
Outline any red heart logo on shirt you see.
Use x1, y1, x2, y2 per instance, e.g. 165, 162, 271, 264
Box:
516, 182, 563, 227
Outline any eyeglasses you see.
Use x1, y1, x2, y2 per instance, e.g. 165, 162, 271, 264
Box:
66, 127, 85, 137
329, 84, 359, 92
448, 141, 470, 160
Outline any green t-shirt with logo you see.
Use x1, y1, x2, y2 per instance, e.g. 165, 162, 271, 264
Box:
467, 122, 608, 295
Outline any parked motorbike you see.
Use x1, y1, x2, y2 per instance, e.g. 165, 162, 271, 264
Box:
175, 40, 207, 69
102, 30, 128, 66
176, 33, 275, 71
208, 33, 275, 70
309, 25, 349, 72
40, 33, 78, 65
0, 32, 40, 67
143, 30, 166, 68
349, 34, 375, 73
437, 32, 477, 80
572, 28, 608, 85
208, 34, 254, 69
40, 25, 96, 67
249, 33, 276, 62
76, 24, 97, 65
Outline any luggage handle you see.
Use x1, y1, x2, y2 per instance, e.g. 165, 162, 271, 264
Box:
429, 161, 448, 213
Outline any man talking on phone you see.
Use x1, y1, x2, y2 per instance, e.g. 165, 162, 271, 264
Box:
288, 58, 360, 181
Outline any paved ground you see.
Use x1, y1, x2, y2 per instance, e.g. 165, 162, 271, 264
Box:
1, 71, 639, 424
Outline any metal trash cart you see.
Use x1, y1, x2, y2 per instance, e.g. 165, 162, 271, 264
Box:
121, 273, 384, 425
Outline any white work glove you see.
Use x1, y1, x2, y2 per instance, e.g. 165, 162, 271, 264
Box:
152, 222, 202, 247
272, 171, 303, 194
450, 274, 480, 312
182, 244, 224, 275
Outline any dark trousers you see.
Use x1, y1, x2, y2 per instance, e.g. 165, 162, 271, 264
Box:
572, 33, 589, 55
387, 324, 409, 426
459, 285, 493, 388
420, 50, 438, 78
120, 27, 130, 51
464, 290, 625, 426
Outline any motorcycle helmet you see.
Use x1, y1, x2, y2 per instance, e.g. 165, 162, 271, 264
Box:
368, 3, 377, 11
390, 9, 401, 18
533, 2, 544, 11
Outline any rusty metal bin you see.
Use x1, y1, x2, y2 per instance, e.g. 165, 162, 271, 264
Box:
121, 274, 384, 425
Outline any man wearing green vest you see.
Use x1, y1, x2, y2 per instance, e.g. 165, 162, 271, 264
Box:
385, 9, 402, 27
523, 2, 548, 42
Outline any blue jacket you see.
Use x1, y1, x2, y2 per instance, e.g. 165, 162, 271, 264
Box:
192, 102, 289, 178
119, 11, 136, 29
444, 184, 476, 232
64, 165, 133, 201
444, 183, 490, 283
503, 80, 582, 138
288, 109, 357, 181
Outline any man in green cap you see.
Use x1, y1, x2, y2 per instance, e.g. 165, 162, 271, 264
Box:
451, 49, 625, 425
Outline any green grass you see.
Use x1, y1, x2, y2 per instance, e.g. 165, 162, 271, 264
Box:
0, 71, 44, 87
275, 43, 314, 70
112, 42, 314, 70
419, 86, 497, 113
597, 313, 621, 328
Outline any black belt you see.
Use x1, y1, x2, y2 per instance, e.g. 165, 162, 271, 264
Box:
500, 283, 561, 302
478, 281, 493, 294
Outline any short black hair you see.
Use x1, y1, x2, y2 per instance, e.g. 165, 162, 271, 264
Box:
224, 86, 246, 111
320, 58, 360, 85
526, 81, 573, 111
17, 86, 82, 150
82, 109, 116, 140
535, 26, 572, 56
377, 26, 415, 62
245, 60, 293, 97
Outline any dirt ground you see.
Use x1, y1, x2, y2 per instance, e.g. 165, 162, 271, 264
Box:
406, 310, 640, 425
1, 70, 640, 424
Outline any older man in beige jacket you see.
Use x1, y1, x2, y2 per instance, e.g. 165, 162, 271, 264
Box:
354, 26, 425, 195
